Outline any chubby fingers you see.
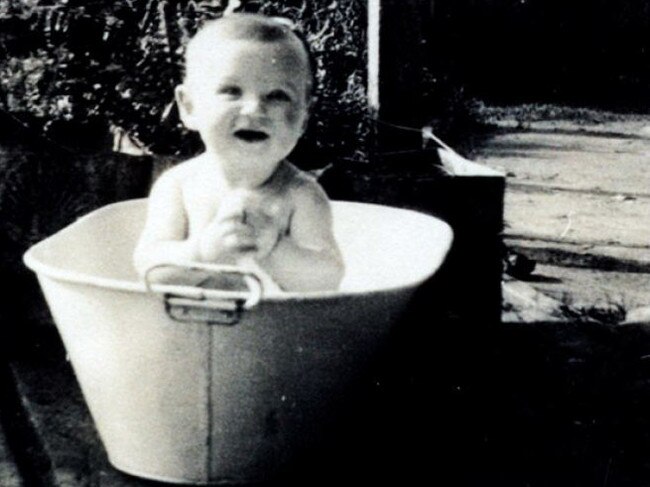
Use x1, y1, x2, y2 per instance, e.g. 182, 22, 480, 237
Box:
220, 221, 257, 252
198, 220, 258, 262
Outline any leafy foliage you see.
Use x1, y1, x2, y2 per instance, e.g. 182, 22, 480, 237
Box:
0, 0, 368, 163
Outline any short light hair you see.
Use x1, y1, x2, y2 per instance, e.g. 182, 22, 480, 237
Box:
184, 13, 314, 98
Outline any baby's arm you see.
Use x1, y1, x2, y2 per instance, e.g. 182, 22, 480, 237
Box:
135, 172, 272, 286
133, 170, 199, 279
259, 181, 344, 292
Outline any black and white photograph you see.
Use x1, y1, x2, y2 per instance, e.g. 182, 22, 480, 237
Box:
0, 1, 649, 485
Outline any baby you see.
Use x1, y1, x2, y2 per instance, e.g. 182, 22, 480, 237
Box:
133, 13, 344, 293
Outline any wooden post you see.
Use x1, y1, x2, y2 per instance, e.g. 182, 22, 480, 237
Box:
367, 0, 435, 154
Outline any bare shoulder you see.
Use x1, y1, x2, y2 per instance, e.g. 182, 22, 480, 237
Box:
283, 161, 330, 208
282, 162, 340, 260
147, 158, 207, 208
152, 156, 202, 190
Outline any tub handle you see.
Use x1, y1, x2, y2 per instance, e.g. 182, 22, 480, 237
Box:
143, 262, 263, 325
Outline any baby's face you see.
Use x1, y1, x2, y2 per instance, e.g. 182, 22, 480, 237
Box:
177, 39, 310, 183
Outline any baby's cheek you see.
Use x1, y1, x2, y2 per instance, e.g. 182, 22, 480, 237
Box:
283, 105, 306, 128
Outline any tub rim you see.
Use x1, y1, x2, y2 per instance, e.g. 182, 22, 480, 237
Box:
23, 198, 453, 302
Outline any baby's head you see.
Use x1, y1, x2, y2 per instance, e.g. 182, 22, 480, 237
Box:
176, 14, 314, 184
183, 14, 314, 99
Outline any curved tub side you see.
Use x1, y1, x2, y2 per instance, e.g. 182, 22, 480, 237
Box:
35, 274, 214, 483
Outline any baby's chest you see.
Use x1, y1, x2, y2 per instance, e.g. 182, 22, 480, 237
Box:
182, 180, 221, 230
244, 195, 292, 234
183, 182, 292, 234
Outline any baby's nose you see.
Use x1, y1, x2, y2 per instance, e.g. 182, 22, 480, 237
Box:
240, 96, 266, 116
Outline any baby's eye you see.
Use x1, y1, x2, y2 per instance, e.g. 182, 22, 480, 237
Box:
266, 90, 292, 102
218, 86, 242, 97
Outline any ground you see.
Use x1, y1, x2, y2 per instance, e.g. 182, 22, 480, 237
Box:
466, 105, 650, 323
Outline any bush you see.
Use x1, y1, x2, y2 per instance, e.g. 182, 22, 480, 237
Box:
0, 0, 369, 165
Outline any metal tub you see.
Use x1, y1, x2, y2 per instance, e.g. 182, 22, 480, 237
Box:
23, 199, 452, 484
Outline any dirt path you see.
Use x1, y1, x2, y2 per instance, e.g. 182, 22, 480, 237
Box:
471, 118, 650, 318
476, 129, 650, 247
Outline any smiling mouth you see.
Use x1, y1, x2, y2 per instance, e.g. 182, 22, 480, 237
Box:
233, 129, 269, 143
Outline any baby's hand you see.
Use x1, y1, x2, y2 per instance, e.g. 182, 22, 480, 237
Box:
197, 218, 258, 263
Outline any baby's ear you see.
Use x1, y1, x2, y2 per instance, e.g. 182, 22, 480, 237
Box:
175, 85, 197, 130
300, 98, 313, 134
300, 112, 310, 135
